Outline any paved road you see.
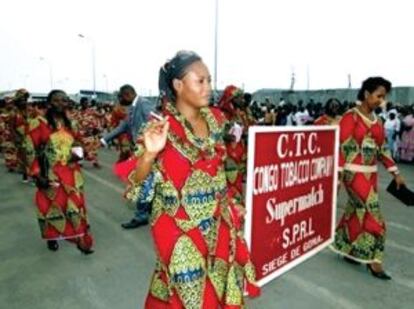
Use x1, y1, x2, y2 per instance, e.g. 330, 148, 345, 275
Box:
0, 148, 413, 309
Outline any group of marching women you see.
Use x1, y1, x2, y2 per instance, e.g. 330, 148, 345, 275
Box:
0, 90, 96, 253
0, 49, 408, 307
0, 51, 260, 308
0, 90, 127, 254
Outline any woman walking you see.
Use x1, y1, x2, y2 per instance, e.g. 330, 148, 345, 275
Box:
331, 77, 405, 280
26, 90, 94, 254
125, 51, 260, 308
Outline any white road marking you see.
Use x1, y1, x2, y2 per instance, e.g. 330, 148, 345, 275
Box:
83, 169, 124, 194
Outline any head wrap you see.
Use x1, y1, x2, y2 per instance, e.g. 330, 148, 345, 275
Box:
13, 88, 30, 103
158, 50, 202, 102
218, 85, 243, 115
46, 89, 68, 106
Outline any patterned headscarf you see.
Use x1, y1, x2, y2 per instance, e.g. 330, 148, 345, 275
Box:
158, 50, 202, 102
13, 88, 30, 103
218, 85, 243, 115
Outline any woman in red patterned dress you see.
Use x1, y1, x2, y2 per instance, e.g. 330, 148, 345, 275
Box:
0, 97, 18, 172
125, 51, 260, 308
331, 77, 405, 279
218, 86, 254, 200
111, 102, 133, 162
313, 98, 342, 126
12, 89, 30, 182
78, 98, 102, 168
26, 90, 94, 254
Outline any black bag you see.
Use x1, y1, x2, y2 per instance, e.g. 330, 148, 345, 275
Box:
386, 179, 414, 206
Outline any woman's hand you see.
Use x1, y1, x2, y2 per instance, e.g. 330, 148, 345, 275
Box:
70, 146, 84, 162
34, 176, 60, 189
143, 117, 170, 157
35, 176, 50, 190
132, 118, 169, 184
394, 174, 405, 190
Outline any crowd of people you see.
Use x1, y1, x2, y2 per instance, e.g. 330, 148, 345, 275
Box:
0, 50, 412, 307
248, 95, 414, 164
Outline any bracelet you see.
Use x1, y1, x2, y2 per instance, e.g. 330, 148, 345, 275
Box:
393, 170, 400, 176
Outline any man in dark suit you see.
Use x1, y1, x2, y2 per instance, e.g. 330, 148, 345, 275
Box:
101, 84, 155, 229
102, 85, 154, 144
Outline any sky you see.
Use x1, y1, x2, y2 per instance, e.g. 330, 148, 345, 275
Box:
1, 0, 413, 95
